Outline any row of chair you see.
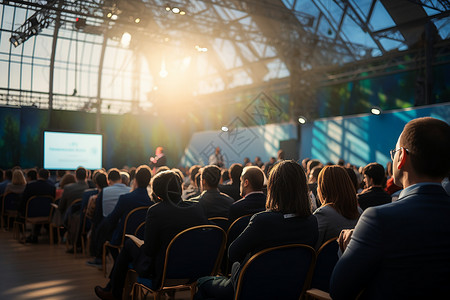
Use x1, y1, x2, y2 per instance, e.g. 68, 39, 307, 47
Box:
130, 223, 339, 300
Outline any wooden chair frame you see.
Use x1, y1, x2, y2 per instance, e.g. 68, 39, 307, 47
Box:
49, 198, 81, 251
305, 236, 339, 300
132, 224, 227, 300
103, 206, 149, 277
13, 195, 54, 242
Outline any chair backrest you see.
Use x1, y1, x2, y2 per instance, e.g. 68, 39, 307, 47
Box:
310, 237, 339, 293
26, 195, 54, 218
208, 216, 230, 232
120, 206, 149, 246
227, 214, 252, 245
234, 244, 316, 300
134, 221, 146, 239
3, 192, 21, 211
159, 225, 226, 290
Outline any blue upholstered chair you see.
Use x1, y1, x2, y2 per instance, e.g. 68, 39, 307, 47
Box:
234, 244, 316, 300
132, 224, 226, 300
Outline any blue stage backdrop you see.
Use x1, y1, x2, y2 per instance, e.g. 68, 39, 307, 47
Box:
300, 103, 450, 168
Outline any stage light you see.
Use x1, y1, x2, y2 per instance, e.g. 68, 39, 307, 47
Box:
121, 32, 131, 47
134, 18, 141, 23
221, 126, 229, 132
107, 12, 112, 18
371, 107, 382, 115
298, 116, 307, 124
165, 6, 171, 11
172, 7, 180, 14
180, 11, 186, 15
111, 14, 118, 20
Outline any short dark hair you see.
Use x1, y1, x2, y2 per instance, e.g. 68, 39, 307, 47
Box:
57, 170, 66, 177
38, 168, 50, 180
94, 171, 108, 189
135, 165, 151, 188
266, 160, 311, 217
107, 168, 121, 182
242, 166, 265, 191
151, 170, 182, 203
363, 163, 385, 186
26, 169, 37, 181
201, 165, 221, 188
229, 163, 243, 184
189, 165, 201, 182
75, 167, 87, 181
400, 117, 450, 178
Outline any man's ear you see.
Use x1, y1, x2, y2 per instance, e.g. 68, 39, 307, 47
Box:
244, 178, 249, 187
398, 148, 407, 169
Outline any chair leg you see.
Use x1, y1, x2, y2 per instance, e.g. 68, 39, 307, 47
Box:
103, 243, 107, 277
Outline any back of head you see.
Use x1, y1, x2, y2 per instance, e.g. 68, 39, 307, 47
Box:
317, 165, 359, 219
242, 166, 265, 191
266, 160, 311, 217
345, 167, 359, 192
189, 165, 201, 181
307, 159, 322, 174
60, 173, 76, 188
94, 171, 108, 189
400, 117, 450, 179
229, 163, 243, 184
38, 168, 50, 180
12, 169, 26, 185
151, 170, 182, 203
134, 165, 151, 188
363, 163, 385, 186
201, 165, 221, 189
277, 149, 285, 160
310, 166, 323, 182
26, 169, 37, 181
76, 167, 87, 181
107, 168, 121, 182
57, 170, 66, 178
121, 172, 130, 186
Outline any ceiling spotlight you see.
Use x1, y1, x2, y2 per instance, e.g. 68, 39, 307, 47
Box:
172, 7, 180, 14
179, 11, 186, 15
298, 116, 307, 124
165, 6, 171, 11
370, 107, 382, 115
107, 12, 112, 18
221, 126, 229, 132
111, 14, 118, 21
134, 18, 141, 23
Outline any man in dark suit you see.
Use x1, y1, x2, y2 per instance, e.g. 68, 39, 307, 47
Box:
149, 146, 167, 171
228, 166, 266, 224
190, 165, 234, 218
87, 165, 154, 267
219, 163, 243, 201
58, 167, 89, 219
357, 162, 391, 210
18, 168, 56, 243
330, 117, 450, 299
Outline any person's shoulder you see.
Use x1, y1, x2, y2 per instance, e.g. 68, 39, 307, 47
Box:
219, 191, 234, 201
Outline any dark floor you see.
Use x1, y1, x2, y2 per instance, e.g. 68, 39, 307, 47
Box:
0, 229, 190, 300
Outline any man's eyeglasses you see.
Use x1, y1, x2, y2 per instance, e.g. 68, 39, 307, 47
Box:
390, 147, 409, 161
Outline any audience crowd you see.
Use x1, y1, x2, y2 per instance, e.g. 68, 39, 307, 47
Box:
0, 117, 449, 299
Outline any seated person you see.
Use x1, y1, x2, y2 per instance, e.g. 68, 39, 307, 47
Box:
94, 170, 208, 300
357, 163, 391, 210
195, 160, 318, 300
228, 166, 266, 224
87, 165, 154, 267
313, 165, 361, 249
219, 163, 243, 201
190, 165, 234, 218
330, 117, 450, 299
